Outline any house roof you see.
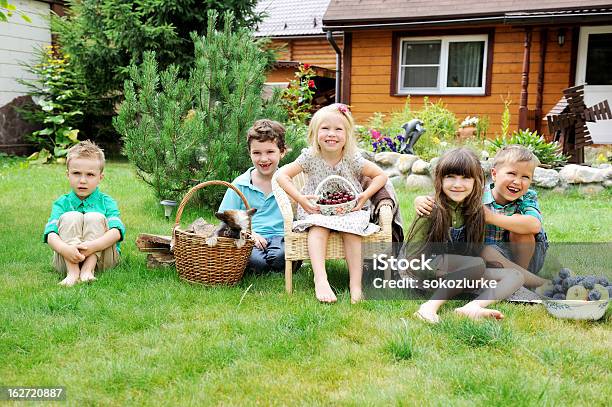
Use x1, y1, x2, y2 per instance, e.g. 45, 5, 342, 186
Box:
255, 0, 332, 37
323, 1, 612, 30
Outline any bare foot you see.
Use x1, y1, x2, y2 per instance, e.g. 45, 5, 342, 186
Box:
59, 275, 79, 287
414, 305, 440, 324
314, 278, 337, 303
350, 287, 364, 304
455, 305, 504, 320
80, 270, 97, 282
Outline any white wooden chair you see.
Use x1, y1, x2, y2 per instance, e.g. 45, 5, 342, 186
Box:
272, 173, 393, 293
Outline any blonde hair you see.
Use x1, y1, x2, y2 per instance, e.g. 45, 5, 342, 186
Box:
66, 140, 105, 170
493, 144, 540, 169
307, 104, 357, 157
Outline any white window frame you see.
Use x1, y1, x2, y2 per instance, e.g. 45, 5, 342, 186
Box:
397, 34, 488, 95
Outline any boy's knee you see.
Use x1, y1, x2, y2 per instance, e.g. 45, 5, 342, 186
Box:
84, 212, 106, 225
509, 232, 535, 243
59, 211, 84, 225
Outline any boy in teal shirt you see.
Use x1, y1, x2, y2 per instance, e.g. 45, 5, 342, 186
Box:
219, 120, 286, 272
44, 140, 125, 286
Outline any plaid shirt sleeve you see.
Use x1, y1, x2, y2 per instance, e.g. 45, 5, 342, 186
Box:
103, 195, 125, 241
517, 189, 542, 223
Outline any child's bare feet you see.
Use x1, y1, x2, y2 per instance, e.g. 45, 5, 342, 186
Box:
314, 278, 337, 303
59, 275, 79, 287
80, 270, 96, 282
455, 304, 504, 320
350, 287, 364, 304
414, 304, 440, 324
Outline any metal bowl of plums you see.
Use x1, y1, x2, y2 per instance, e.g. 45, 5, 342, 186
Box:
314, 175, 358, 216
535, 268, 610, 320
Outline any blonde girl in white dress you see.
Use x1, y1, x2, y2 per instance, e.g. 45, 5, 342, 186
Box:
276, 104, 388, 303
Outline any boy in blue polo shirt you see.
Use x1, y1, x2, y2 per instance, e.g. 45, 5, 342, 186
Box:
219, 119, 287, 272
44, 140, 125, 286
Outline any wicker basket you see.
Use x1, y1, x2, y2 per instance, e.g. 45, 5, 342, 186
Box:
173, 180, 254, 285
314, 175, 358, 216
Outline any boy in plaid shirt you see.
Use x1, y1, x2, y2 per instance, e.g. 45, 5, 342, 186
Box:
415, 145, 549, 288
481, 145, 549, 287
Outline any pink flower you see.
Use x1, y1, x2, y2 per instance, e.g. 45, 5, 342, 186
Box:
370, 130, 382, 140
308, 80, 315, 88
303, 63, 311, 69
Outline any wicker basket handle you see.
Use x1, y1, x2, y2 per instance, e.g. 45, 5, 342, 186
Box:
174, 180, 251, 232
314, 175, 359, 197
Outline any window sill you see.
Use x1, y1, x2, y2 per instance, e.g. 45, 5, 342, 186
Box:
393, 91, 487, 97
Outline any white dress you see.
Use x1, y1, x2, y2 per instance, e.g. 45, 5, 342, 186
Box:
292, 148, 380, 236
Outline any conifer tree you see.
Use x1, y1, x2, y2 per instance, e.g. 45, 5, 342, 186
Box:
114, 11, 286, 205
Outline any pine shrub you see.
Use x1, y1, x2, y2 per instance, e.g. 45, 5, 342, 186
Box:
114, 11, 286, 206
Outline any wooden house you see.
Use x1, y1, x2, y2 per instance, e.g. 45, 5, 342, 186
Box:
321, 0, 612, 142
0, 0, 65, 154
255, 0, 342, 103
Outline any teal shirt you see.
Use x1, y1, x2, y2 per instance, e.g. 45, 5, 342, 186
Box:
43, 188, 125, 251
219, 168, 284, 239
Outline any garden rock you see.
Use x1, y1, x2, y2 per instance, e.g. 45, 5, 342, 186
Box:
361, 149, 375, 161
559, 164, 604, 184
603, 180, 612, 188
375, 152, 402, 166
397, 154, 419, 174
552, 185, 568, 193
578, 183, 604, 195
480, 160, 492, 177
429, 157, 440, 175
384, 168, 401, 179
405, 174, 433, 190
533, 167, 560, 188
411, 159, 430, 175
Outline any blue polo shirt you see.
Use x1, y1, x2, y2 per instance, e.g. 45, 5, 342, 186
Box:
219, 168, 284, 239
43, 188, 125, 251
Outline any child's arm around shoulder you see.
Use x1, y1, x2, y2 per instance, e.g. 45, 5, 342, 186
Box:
353, 161, 388, 211
276, 161, 319, 214
484, 190, 542, 235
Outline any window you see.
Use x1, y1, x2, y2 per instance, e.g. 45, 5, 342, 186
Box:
585, 33, 612, 86
398, 34, 488, 95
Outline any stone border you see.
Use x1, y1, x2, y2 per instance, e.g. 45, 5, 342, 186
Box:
363, 151, 612, 194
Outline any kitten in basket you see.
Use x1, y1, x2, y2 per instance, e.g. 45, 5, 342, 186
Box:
205, 208, 257, 248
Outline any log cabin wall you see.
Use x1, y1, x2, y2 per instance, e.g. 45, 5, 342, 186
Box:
348, 26, 573, 137
268, 37, 343, 71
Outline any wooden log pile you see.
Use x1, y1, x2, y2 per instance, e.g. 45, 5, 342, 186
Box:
135, 233, 174, 268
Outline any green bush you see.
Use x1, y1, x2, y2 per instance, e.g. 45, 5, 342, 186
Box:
282, 123, 309, 165
358, 97, 459, 160
18, 45, 89, 162
282, 64, 316, 124
487, 129, 569, 167
53, 0, 264, 139
114, 11, 286, 206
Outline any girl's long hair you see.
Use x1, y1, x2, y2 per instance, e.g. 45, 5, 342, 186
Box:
407, 148, 485, 253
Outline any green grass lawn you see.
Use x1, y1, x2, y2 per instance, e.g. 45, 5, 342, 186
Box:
1, 159, 610, 405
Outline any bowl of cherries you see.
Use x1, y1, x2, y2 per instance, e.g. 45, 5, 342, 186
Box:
314, 175, 359, 216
